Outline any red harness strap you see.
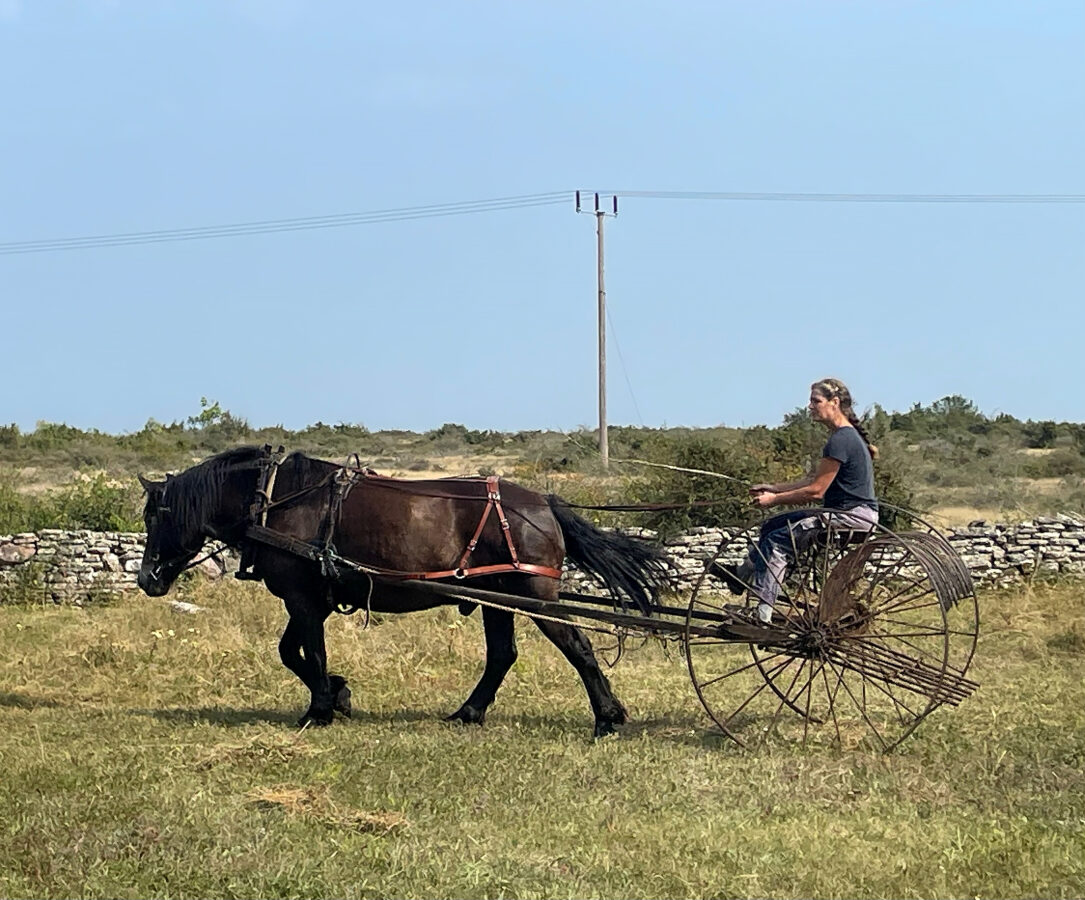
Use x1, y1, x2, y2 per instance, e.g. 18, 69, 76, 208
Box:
406, 475, 562, 581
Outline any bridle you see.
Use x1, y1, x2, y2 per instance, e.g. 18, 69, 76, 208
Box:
143, 495, 217, 581
143, 450, 281, 581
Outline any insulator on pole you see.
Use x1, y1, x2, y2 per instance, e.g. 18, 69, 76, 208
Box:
575, 190, 580, 212
594, 192, 600, 212
613, 195, 618, 215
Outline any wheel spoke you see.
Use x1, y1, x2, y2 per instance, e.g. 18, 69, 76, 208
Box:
762, 655, 810, 740
696, 647, 794, 689
820, 660, 845, 745
824, 655, 889, 751
801, 658, 828, 747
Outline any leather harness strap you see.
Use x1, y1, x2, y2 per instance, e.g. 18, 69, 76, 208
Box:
408, 474, 562, 580
244, 467, 562, 582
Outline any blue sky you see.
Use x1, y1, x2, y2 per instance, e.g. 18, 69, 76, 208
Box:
2, 1, 1083, 435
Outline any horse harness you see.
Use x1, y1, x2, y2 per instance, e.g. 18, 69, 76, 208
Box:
237, 447, 563, 593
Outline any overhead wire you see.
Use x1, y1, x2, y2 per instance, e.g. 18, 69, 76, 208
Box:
0, 192, 568, 256
587, 190, 1085, 204
3, 189, 1082, 257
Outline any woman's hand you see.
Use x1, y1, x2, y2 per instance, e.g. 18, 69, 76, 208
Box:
751, 490, 776, 508
748, 483, 773, 496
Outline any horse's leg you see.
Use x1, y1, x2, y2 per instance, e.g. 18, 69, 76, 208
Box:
278, 597, 344, 727
446, 605, 517, 727
532, 618, 628, 738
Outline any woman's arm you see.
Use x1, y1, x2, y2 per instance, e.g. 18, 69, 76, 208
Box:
750, 475, 814, 494
753, 457, 842, 509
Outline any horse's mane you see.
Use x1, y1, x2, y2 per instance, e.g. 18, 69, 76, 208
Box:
283, 450, 337, 485
166, 445, 268, 532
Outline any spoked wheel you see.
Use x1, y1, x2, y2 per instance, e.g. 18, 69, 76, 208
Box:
686, 512, 979, 752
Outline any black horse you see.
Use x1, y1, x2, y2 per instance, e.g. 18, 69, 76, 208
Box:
137, 446, 672, 736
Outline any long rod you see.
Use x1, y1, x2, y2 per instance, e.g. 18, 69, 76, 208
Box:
596, 210, 608, 468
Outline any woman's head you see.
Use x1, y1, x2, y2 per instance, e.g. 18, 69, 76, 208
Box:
810, 378, 855, 417
810, 377, 878, 458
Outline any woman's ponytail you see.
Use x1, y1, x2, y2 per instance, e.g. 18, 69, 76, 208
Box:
846, 411, 879, 460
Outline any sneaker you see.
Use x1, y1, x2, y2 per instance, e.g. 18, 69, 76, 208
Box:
709, 561, 748, 596
723, 602, 774, 626
722, 603, 761, 626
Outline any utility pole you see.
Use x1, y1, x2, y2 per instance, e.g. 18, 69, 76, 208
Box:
576, 191, 618, 468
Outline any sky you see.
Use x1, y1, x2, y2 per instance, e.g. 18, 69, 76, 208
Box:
2, 1, 1083, 436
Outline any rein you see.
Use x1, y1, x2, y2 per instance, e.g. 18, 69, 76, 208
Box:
176, 541, 230, 576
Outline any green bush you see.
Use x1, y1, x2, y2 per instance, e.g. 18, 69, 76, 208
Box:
1023, 449, 1085, 479
625, 435, 780, 537
47, 473, 143, 532
0, 560, 45, 604
0, 472, 32, 534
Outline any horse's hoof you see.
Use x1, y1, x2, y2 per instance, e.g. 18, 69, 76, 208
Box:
595, 701, 628, 733
330, 676, 352, 718
334, 685, 352, 718
445, 705, 485, 726
593, 719, 622, 739
297, 709, 334, 728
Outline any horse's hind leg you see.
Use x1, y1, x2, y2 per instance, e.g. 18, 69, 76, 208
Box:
533, 618, 628, 738
447, 605, 517, 727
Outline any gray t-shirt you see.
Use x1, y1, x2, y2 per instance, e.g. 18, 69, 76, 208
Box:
822, 426, 876, 510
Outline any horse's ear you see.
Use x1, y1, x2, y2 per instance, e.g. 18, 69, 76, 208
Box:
138, 474, 163, 493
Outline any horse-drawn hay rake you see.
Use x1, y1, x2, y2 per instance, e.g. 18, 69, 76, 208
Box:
399, 507, 980, 752
138, 447, 979, 751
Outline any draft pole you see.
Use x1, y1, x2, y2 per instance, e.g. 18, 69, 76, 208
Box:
576, 191, 618, 469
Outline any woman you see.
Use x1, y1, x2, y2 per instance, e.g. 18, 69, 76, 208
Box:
713, 377, 879, 624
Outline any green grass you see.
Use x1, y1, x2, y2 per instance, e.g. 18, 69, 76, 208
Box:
1, 579, 1083, 899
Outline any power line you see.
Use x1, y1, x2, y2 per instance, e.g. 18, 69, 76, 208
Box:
4, 188, 1082, 256
588, 190, 1085, 204
0, 192, 568, 256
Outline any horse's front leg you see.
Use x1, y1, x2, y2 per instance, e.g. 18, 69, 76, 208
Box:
447, 605, 517, 727
279, 599, 346, 727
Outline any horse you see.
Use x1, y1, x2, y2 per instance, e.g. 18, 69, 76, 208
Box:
136, 445, 673, 737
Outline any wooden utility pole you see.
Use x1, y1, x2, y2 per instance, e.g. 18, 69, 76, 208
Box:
576, 191, 617, 468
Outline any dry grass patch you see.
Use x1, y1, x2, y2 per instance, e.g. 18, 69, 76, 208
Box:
191, 730, 332, 771
246, 784, 409, 835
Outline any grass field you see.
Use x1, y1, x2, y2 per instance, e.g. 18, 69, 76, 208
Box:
1, 577, 1083, 899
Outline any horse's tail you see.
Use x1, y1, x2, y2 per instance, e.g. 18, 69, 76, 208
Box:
547, 495, 674, 616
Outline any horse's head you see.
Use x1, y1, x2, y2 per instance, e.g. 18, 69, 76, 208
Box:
136, 446, 271, 596
137, 473, 203, 596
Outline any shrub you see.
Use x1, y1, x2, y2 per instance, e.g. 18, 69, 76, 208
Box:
1024, 449, 1085, 479
43, 473, 143, 532
0, 560, 45, 604
625, 435, 780, 537
0, 471, 31, 534
1023, 420, 1059, 449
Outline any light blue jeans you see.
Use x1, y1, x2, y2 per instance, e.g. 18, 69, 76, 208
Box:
746, 506, 879, 617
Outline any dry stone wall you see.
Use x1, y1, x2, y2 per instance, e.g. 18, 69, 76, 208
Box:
0, 530, 237, 605
3, 515, 1085, 604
